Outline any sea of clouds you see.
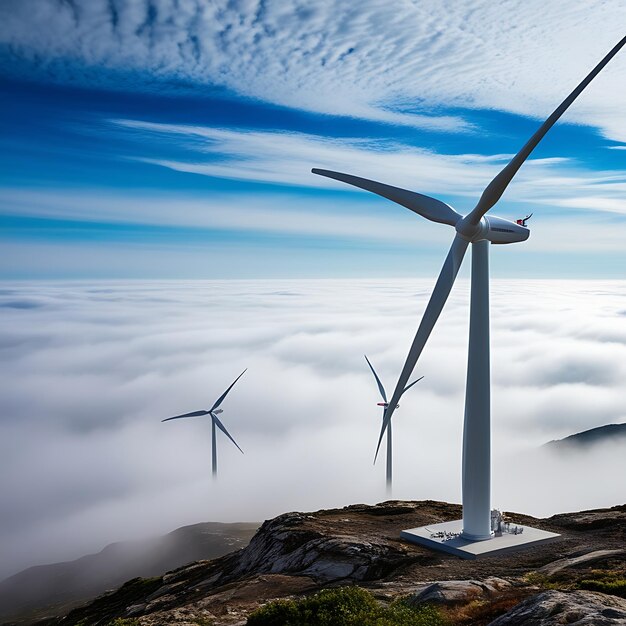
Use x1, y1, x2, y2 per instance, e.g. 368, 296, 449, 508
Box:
1, 278, 625, 579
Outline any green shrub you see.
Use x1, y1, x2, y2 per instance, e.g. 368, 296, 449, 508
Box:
523, 572, 568, 590
579, 573, 626, 598
106, 619, 141, 626
246, 586, 447, 626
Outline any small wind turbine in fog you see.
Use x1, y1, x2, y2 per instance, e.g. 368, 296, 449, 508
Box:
316, 35, 626, 542
163, 370, 246, 477
365, 355, 423, 493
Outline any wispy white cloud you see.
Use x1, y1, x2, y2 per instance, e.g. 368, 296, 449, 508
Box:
1, 1, 625, 137
0, 186, 451, 246
3, 115, 626, 264
115, 119, 508, 197
115, 119, 626, 217
2, 185, 626, 260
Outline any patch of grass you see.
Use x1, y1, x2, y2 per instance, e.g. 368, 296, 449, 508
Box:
442, 589, 533, 626
106, 620, 141, 626
578, 570, 626, 598
523, 572, 568, 590
246, 586, 447, 626
525, 568, 626, 600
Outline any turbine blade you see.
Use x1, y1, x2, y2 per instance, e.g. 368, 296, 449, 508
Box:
374, 234, 469, 461
312, 169, 461, 226
402, 375, 424, 395
364, 354, 387, 403
210, 369, 247, 412
212, 413, 244, 454
374, 407, 390, 465
162, 410, 208, 422
465, 35, 626, 226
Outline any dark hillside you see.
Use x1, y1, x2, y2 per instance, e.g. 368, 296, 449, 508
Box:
0, 522, 258, 624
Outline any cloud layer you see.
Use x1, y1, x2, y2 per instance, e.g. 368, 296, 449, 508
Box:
1, 1, 626, 137
115, 119, 626, 216
1, 279, 625, 579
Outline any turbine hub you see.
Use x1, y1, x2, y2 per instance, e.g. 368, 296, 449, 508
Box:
456, 216, 487, 241
457, 215, 529, 245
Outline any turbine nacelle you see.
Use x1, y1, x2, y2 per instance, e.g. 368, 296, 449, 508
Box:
213, 409, 224, 414
377, 402, 399, 409
457, 215, 530, 245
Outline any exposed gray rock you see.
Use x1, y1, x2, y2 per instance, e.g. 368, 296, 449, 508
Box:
408, 577, 511, 606
488, 590, 626, 625
227, 512, 413, 583
538, 549, 626, 576
145, 581, 185, 602
125, 603, 147, 616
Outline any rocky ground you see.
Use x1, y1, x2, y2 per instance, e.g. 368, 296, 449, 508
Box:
19, 500, 626, 626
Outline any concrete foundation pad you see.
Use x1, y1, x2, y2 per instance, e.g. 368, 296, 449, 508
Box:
401, 519, 560, 560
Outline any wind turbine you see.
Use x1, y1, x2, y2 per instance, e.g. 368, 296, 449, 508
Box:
315, 36, 625, 542
365, 355, 423, 492
163, 369, 246, 477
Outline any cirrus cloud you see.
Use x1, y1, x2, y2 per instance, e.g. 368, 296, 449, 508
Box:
1, 1, 625, 138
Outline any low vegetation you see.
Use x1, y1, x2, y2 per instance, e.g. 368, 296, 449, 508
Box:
523, 572, 567, 590
442, 589, 534, 626
579, 570, 626, 598
525, 567, 626, 600
246, 586, 447, 626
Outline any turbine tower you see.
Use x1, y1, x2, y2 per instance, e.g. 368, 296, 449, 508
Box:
365, 355, 423, 492
315, 36, 625, 544
163, 369, 246, 477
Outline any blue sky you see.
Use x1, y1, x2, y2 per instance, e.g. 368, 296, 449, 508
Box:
1, 0, 625, 278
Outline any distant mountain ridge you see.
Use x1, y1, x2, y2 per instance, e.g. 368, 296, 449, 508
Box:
0, 521, 258, 624
545, 423, 626, 450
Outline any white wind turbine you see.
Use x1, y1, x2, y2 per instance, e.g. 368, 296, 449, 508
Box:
315, 36, 625, 541
163, 370, 246, 477
365, 355, 423, 492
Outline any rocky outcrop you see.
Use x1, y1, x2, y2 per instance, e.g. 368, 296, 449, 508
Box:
25, 500, 626, 626
548, 504, 626, 531
489, 590, 626, 625
407, 577, 511, 606
227, 510, 418, 582
537, 549, 626, 576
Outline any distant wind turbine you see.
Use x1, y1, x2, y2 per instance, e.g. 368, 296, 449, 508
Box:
365, 355, 423, 492
162, 369, 246, 477
315, 36, 626, 541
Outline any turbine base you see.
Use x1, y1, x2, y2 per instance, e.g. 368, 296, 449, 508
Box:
401, 519, 560, 560
460, 530, 493, 541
